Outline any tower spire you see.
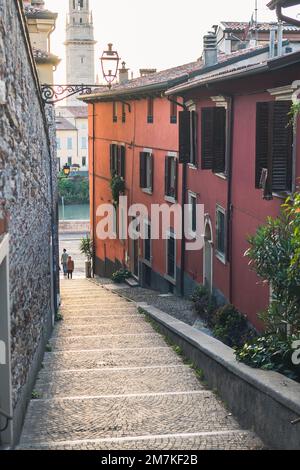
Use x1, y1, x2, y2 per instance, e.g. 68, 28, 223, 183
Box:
65, 0, 97, 104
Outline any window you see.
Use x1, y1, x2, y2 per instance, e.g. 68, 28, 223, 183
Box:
216, 205, 226, 263
188, 192, 197, 236
140, 152, 153, 192
57, 158, 61, 172
68, 157, 72, 166
80, 57, 84, 64
113, 102, 117, 122
166, 231, 176, 280
170, 98, 177, 124
80, 18, 83, 23
165, 155, 178, 200
147, 97, 154, 123
143, 220, 151, 264
56, 137, 61, 150
179, 110, 198, 165
255, 101, 293, 197
122, 103, 126, 123
67, 137, 73, 150
81, 136, 87, 149
110, 144, 125, 178
201, 107, 226, 173
82, 156, 87, 167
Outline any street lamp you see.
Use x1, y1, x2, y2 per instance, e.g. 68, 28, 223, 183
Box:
62, 164, 71, 177
100, 43, 120, 89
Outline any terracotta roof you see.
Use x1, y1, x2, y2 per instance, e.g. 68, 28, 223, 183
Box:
55, 106, 88, 118
32, 47, 60, 64
221, 20, 300, 32
81, 44, 270, 102
55, 117, 76, 131
167, 49, 300, 94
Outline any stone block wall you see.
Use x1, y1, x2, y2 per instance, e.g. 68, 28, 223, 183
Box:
0, 0, 58, 444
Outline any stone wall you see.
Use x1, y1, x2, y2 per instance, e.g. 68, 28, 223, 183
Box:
0, 0, 58, 444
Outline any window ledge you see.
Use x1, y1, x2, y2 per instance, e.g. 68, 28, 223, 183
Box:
164, 196, 176, 204
164, 273, 176, 285
272, 191, 292, 200
214, 172, 227, 180
142, 258, 152, 268
215, 250, 226, 265
188, 164, 198, 170
142, 188, 153, 195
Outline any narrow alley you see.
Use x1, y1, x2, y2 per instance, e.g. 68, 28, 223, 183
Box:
18, 280, 263, 450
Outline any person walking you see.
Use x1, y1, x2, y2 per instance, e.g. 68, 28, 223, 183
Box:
67, 256, 75, 280
61, 249, 69, 277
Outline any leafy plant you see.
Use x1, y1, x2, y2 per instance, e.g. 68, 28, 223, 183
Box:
58, 174, 89, 204
80, 235, 93, 262
110, 175, 125, 206
288, 101, 300, 130
191, 285, 216, 325
111, 268, 131, 283
211, 304, 255, 348
236, 335, 300, 382
246, 199, 300, 335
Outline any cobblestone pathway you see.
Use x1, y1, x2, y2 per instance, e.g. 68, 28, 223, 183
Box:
18, 279, 263, 450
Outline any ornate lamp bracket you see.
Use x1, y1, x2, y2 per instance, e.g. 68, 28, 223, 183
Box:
41, 84, 99, 105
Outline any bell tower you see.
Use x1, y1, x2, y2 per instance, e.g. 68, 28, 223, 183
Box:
65, 0, 96, 104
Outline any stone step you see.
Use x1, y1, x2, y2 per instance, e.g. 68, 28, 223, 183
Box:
52, 322, 154, 338
49, 332, 166, 351
34, 366, 204, 399
61, 316, 143, 325
59, 306, 138, 314
19, 430, 263, 450
19, 392, 246, 446
42, 347, 182, 371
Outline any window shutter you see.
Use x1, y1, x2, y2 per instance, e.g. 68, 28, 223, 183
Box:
201, 108, 214, 169
179, 110, 191, 163
212, 107, 226, 174
140, 152, 146, 188
110, 144, 114, 175
120, 146, 126, 179
149, 153, 154, 192
272, 101, 293, 192
191, 111, 198, 166
165, 156, 169, 195
174, 159, 178, 200
255, 102, 269, 188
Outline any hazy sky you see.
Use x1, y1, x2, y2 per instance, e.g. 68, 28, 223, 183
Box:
44, 0, 300, 83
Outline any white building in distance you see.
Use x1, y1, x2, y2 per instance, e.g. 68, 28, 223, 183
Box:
56, 0, 97, 173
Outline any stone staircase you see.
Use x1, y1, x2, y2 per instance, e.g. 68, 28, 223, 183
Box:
18, 279, 263, 450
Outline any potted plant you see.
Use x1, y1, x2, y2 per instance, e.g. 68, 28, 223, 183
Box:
80, 235, 93, 278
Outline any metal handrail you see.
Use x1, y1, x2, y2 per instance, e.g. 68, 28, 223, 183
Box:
0, 407, 12, 433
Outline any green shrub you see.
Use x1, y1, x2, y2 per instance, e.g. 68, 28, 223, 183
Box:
111, 268, 131, 284
191, 285, 216, 325
236, 335, 300, 382
212, 304, 255, 348
110, 175, 125, 206
58, 174, 89, 204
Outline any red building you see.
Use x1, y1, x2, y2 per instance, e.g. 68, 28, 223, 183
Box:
82, 37, 300, 330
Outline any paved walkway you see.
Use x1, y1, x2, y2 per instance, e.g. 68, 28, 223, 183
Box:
18, 279, 263, 450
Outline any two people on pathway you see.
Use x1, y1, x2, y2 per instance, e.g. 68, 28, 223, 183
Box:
61, 249, 75, 279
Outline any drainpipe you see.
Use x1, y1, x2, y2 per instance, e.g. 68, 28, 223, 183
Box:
277, 21, 283, 56
167, 96, 188, 297
92, 103, 96, 277
269, 23, 277, 58
224, 95, 234, 304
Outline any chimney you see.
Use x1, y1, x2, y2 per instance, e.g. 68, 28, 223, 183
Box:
269, 23, 277, 58
203, 30, 218, 67
119, 62, 129, 84
139, 68, 157, 77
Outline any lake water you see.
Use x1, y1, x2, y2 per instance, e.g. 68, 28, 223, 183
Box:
59, 204, 90, 221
